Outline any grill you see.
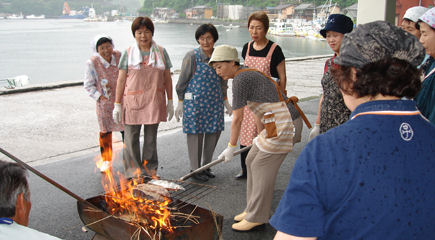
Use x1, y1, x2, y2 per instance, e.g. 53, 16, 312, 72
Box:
77, 177, 223, 240
0, 147, 254, 240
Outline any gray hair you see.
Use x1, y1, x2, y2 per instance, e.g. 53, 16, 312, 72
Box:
0, 160, 30, 218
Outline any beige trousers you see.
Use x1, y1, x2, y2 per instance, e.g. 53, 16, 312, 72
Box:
244, 144, 287, 223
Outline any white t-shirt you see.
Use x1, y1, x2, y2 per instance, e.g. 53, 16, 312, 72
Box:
0, 222, 62, 240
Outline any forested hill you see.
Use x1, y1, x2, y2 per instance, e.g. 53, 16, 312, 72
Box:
0, 0, 356, 17
0, 0, 140, 16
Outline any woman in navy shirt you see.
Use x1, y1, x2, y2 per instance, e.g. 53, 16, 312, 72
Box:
271, 21, 435, 240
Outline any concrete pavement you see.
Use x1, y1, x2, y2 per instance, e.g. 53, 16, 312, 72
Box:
0, 57, 326, 239
0, 56, 326, 165
25, 98, 319, 240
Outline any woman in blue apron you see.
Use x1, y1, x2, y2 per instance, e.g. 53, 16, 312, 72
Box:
175, 24, 232, 182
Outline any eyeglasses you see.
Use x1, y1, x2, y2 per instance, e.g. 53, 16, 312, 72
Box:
199, 37, 213, 42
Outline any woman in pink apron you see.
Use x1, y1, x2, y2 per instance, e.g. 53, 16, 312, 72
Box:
112, 17, 174, 179
236, 11, 288, 179
84, 35, 124, 173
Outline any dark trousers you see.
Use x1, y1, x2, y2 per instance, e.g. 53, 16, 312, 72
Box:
239, 144, 249, 175
99, 131, 124, 161
123, 124, 159, 178
187, 132, 221, 170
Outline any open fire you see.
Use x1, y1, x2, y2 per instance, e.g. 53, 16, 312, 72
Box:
101, 169, 174, 234
81, 142, 223, 240
93, 143, 176, 237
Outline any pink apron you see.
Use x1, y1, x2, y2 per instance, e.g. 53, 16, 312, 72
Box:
239, 41, 277, 146
92, 51, 124, 133
123, 46, 167, 125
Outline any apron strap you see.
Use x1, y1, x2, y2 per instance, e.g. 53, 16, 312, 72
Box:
234, 68, 312, 128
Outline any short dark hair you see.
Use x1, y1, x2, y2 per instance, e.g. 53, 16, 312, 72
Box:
0, 161, 29, 218
131, 16, 154, 37
248, 11, 269, 33
195, 24, 219, 44
96, 37, 113, 51
332, 58, 422, 98
403, 18, 419, 29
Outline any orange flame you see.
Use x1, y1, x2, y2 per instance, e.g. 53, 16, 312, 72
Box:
94, 140, 174, 234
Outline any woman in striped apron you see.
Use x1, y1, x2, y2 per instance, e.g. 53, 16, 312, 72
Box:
210, 45, 296, 232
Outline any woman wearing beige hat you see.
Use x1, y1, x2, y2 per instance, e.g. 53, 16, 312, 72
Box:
209, 45, 297, 232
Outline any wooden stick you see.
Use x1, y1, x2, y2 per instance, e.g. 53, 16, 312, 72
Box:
0, 147, 102, 211
179, 145, 252, 181
289, 96, 312, 129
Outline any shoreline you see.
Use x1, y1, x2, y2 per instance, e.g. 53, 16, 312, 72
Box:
0, 56, 326, 164
0, 54, 330, 96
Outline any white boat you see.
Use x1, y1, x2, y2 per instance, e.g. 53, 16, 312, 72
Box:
83, 8, 105, 22
153, 18, 169, 24
6, 13, 24, 20
25, 14, 46, 19
269, 20, 296, 37
0, 75, 30, 89
224, 24, 240, 31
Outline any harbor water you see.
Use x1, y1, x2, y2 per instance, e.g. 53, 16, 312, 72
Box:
0, 19, 332, 85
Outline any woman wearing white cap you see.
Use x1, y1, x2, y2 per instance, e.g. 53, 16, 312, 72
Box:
84, 35, 124, 172
401, 6, 428, 39
416, 7, 435, 124
209, 45, 297, 232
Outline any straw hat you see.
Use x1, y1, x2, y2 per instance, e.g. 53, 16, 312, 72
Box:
209, 45, 240, 66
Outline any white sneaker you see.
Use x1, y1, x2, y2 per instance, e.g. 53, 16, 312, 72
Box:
99, 161, 111, 172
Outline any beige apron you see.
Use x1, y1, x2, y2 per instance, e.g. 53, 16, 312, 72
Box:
122, 47, 167, 125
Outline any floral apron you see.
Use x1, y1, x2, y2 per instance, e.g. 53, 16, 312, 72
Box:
123, 46, 167, 125
239, 41, 277, 146
91, 51, 124, 133
183, 48, 224, 134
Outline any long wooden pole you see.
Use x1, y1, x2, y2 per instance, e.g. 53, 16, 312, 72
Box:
179, 145, 252, 181
0, 147, 100, 210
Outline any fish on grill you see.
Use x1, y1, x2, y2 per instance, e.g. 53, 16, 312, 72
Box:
148, 179, 185, 191
133, 183, 170, 201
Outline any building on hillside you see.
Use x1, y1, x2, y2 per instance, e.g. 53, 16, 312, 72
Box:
395, 0, 434, 25
217, 4, 244, 20
267, 4, 295, 20
185, 5, 213, 19
152, 7, 177, 19
343, 3, 358, 22
293, 3, 315, 21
